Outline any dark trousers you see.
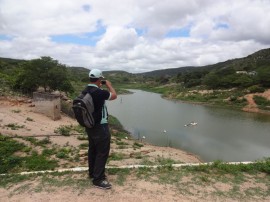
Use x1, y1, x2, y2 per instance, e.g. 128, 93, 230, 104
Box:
85, 124, 111, 183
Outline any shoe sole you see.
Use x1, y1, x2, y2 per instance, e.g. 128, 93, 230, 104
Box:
94, 185, 112, 190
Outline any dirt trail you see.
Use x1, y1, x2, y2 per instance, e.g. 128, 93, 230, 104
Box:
242, 89, 270, 113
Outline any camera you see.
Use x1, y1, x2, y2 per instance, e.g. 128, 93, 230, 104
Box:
101, 80, 106, 85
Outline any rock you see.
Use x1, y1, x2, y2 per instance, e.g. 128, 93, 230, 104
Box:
52, 90, 60, 95
61, 95, 69, 101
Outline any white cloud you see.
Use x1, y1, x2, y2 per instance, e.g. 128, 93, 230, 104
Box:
96, 26, 138, 51
0, 0, 270, 73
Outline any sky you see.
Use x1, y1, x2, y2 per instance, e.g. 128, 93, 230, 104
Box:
0, 0, 270, 73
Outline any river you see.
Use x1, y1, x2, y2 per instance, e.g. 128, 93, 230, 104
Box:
107, 90, 270, 162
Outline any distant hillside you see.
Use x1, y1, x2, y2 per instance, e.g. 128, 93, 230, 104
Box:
0, 57, 26, 73
0, 57, 26, 64
104, 70, 134, 77
66, 66, 89, 82
138, 66, 197, 77
139, 48, 270, 77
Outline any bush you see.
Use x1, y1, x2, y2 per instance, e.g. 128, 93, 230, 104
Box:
56, 151, 68, 159
247, 85, 265, 93
253, 96, 270, 110
0, 135, 26, 158
109, 152, 125, 161
0, 156, 23, 173
54, 125, 72, 136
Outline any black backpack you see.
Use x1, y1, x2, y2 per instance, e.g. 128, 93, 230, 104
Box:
72, 88, 97, 128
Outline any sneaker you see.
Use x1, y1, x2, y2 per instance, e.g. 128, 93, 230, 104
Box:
93, 180, 112, 190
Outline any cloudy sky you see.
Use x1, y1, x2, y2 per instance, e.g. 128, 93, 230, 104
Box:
0, 0, 270, 73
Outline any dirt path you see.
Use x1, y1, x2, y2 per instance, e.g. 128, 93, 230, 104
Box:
242, 89, 270, 113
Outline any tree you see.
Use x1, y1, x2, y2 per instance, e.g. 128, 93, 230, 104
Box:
219, 74, 238, 88
257, 67, 270, 87
47, 64, 74, 93
202, 72, 220, 89
14, 57, 74, 93
155, 76, 169, 84
216, 67, 235, 76
233, 74, 254, 87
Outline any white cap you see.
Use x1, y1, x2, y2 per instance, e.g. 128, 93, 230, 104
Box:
89, 69, 104, 78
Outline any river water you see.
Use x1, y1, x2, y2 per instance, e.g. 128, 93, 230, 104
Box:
107, 90, 270, 162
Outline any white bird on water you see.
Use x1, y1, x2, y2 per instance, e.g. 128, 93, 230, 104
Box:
185, 122, 198, 127
163, 130, 167, 133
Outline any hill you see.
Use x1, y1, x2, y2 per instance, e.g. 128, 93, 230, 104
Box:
139, 48, 270, 77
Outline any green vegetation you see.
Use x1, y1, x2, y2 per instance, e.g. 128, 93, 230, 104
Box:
253, 95, 270, 110
79, 143, 88, 149
0, 132, 86, 174
54, 124, 85, 136
133, 142, 144, 149
5, 123, 25, 130
22, 137, 51, 147
26, 117, 34, 122
0, 134, 58, 174
15, 56, 74, 94
0, 56, 73, 95
11, 109, 21, 113
108, 152, 126, 161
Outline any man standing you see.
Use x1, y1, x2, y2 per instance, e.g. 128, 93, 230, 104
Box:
83, 69, 117, 189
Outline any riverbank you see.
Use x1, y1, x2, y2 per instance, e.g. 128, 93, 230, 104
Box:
141, 85, 270, 115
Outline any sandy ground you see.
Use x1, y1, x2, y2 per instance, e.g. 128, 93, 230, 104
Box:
1, 95, 269, 202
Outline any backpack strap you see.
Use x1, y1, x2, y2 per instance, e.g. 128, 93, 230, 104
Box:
81, 86, 98, 96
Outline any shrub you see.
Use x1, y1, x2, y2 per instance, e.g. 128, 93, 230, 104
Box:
54, 125, 85, 136
0, 134, 25, 158
42, 148, 57, 156
253, 95, 270, 110
109, 152, 125, 161
23, 153, 58, 171
56, 151, 68, 159
5, 123, 25, 130
133, 142, 144, 149
247, 85, 265, 93
54, 125, 71, 136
